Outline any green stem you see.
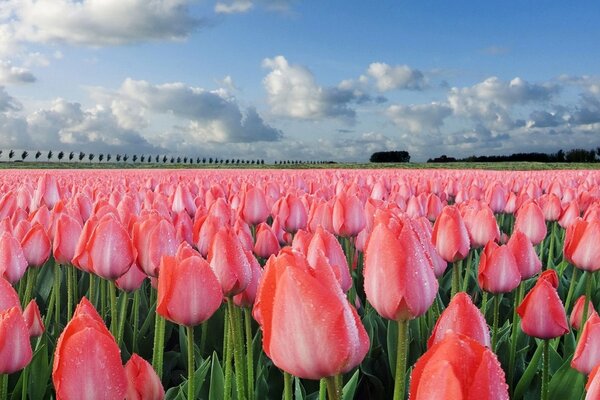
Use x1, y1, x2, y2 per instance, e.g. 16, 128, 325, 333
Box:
492, 294, 501, 351
541, 339, 549, 400
132, 290, 140, 354
325, 375, 341, 400
547, 221, 557, 267
187, 325, 195, 400
72, 267, 78, 305
89, 274, 96, 308
116, 291, 128, 348
508, 282, 525, 392
22, 268, 39, 308
21, 364, 29, 400
480, 291, 488, 319
564, 266, 579, 313
100, 275, 106, 321
244, 308, 254, 400
1, 374, 7, 400
224, 310, 233, 400
393, 319, 410, 400
200, 321, 208, 358
43, 286, 55, 331
67, 265, 73, 321
54, 264, 61, 330
577, 271, 594, 344
109, 280, 118, 339
461, 251, 473, 292
283, 372, 293, 400
451, 259, 463, 298
319, 379, 327, 400
228, 299, 247, 400
152, 303, 166, 380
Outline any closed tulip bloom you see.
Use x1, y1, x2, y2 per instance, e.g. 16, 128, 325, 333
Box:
125, 354, 165, 400
465, 206, 500, 248
307, 226, 351, 292
428, 292, 490, 348
333, 192, 366, 237
0, 306, 33, 374
53, 297, 127, 400
253, 223, 280, 259
291, 229, 312, 255
564, 218, 600, 272
234, 251, 263, 308
253, 249, 368, 379
432, 206, 470, 262
53, 213, 82, 265
585, 365, 600, 400
274, 194, 308, 234
571, 295, 599, 331
307, 200, 334, 233
485, 183, 508, 213
74, 215, 135, 281
572, 313, 600, 375
208, 227, 252, 297
23, 299, 45, 337
559, 201, 581, 229
115, 263, 147, 293
132, 213, 178, 277
241, 186, 270, 226
364, 216, 438, 321
157, 255, 222, 326
20, 222, 51, 267
507, 231, 542, 280
0, 232, 28, 284
0, 276, 21, 312
194, 214, 220, 258
516, 269, 568, 339
478, 241, 521, 294
409, 332, 509, 400
539, 193, 562, 221
514, 200, 547, 245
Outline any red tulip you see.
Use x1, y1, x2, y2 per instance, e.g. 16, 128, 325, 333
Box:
233, 251, 263, 308
0, 232, 28, 284
571, 295, 599, 331
274, 194, 308, 234
514, 200, 547, 245
194, 214, 220, 258
564, 218, 600, 272
507, 230, 542, 280
125, 354, 165, 400
573, 313, 600, 375
20, 222, 51, 267
428, 292, 490, 348
539, 193, 562, 221
332, 192, 366, 237
0, 306, 33, 374
409, 332, 509, 399
157, 255, 222, 326
585, 364, 600, 400
307, 226, 351, 292
477, 241, 521, 294
53, 297, 127, 399
208, 227, 252, 297
132, 213, 178, 277
241, 186, 270, 226
307, 199, 334, 233
463, 205, 500, 248
253, 248, 369, 379
115, 262, 147, 293
253, 222, 280, 259
0, 276, 21, 312
432, 206, 470, 262
517, 270, 568, 339
53, 213, 83, 265
23, 299, 45, 337
364, 216, 438, 321
559, 201, 581, 229
485, 183, 508, 213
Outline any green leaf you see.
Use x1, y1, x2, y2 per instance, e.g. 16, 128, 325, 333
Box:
342, 370, 360, 400
209, 351, 225, 400
178, 356, 212, 399
28, 341, 51, 400
548, 358, 585, 400
386, 320, 397, 376
514, 341, 542, 399
294, 377, 305, 400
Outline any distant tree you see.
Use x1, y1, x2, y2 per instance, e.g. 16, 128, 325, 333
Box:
21, 150, 28, 160
35, 151, 42, 160
47, 150, 53, 160
106, 154, 112, 162
123, 154, 129, 162
565, 148, 597, 163
261, 159, 265, 164
208, 158, 213, 164
116, 154, 122, 162
163, 155, 168, 163
132, 154, 138, 162
202, 158, 206, 164
183, 157, 188, 163
98, 154, 104, 162
140, 155, 145, 163
196, 157, 200, 164
370, 151, 410, 163
170, 157, 175, 163
8, 150, 14, 160
58, 151, 64, 161
176, 156, 181, 163
88, 153, 95, 162
155, 155, 160, 163
79, 152, 85, 161
69, 151, 75, 161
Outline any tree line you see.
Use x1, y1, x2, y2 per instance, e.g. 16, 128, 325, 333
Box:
427, 148, 600, 163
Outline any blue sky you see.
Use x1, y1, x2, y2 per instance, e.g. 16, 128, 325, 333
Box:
0, 1, 599, 162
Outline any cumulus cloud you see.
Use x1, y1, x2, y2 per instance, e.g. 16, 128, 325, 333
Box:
0, 86, 22, 111
3, 0, 203, 46
215, 0, 253, 14
366, 62, 427, 91
0, 60, 35, 84
386, 103, 452, 133
262, 55, 377, 121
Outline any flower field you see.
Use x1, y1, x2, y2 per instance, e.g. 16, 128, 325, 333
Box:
1, 168, 600, 399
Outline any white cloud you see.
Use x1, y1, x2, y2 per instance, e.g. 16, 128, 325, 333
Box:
366, 62, 427, 92
0, 86, 22, 111
386, 103, 452, 133
215, 0, 253, 14
4, 0, 202, 47
0, 60, 35, 84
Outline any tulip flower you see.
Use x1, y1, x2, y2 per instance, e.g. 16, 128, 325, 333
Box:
115, 262, 147, 293
0, 232, 28, 284
0, 276, 21, 312
20, 222, 51, 268
514, 200, 547, 245
332, 192, 366, 237
571, 295, 599, 331
564, 218, 600, 272
53, 297, 127, 400
132, 213, 178, 277
307, 226, 352, 292
585, 364, 600, 400
463, 205, 500, 248
0, 306, 32, 374
478, 241, 521, 295
559, 201, 581, 229
409, 332, 509, 400
432, 206, 470, 263
208, 226, 252, 297
125, 354, 165, 400
253, 248, 368, 393
253, 222, 280, 259
240, 186, 270, 226
572, 313, 600, 375
53, 213, 83, 265
507, 231, 542, 280
23, 299, 45, 338
428, 292, 490, 348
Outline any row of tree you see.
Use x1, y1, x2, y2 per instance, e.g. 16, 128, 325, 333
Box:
427, 148, 600, 163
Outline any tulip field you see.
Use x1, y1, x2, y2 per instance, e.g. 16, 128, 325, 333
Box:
2, 168, 600, 400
